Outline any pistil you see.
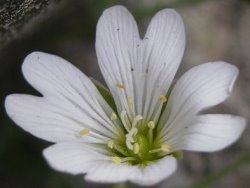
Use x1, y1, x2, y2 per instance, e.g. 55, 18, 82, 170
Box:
125, 114, 143, 151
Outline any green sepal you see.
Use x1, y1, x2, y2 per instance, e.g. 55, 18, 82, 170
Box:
90, 77, 117, 112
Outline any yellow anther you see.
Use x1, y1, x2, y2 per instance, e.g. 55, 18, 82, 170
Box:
159, 95, 167, 103
116, 83, 124, 89
133, 143, 140, 154
79, 128, 90, 136
147, 121, 155, 129
172, 151, 183, 159
107, 140, 114, 149
110, 112, 117, 121
161, 144, 171, 153
128, 97, 133, 109
111, 156, 121, 164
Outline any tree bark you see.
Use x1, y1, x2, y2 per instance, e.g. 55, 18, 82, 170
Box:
0, 0, 57, 48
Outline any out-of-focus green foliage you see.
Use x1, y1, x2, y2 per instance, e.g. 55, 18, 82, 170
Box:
193, 152, 250, 188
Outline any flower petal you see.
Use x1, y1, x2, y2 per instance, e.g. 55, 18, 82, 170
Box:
96, 6, 185, 124
96, 5, 140, 118
158, 62, 239, 139
44, 142, 135, 183
5, 94, 112, 143
140, 9, 185, 121
5, 52, 118, 143
43, 142, 176, 185
129, 156, 177, 186
177, 114, 246, 152
85, 161, 136, 184
43, 142, 109, 175
85, 155, 177, 186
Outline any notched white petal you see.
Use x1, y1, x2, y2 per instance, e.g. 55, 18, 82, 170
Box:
140, 8, 185, 121
6, 51, 117, 143
158, 62, 240, 137
96, 5, 140, 115
5, 94, 110, 143
172, 61, 239, 114
179, 114, 246, 152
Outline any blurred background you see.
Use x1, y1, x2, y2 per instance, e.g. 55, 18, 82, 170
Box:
0, 0, 250, 187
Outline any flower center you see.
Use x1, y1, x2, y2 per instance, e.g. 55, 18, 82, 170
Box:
107, 110, 174, 166
91, 81, 182, 166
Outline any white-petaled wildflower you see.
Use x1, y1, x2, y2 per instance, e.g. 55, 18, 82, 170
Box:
4, 5, 246, 186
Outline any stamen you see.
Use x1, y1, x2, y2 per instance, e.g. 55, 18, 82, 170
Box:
149, 148, 160, 154
113, 144, 130, 156
111, 157, 137, 164
109, 112, 125, 136
133, 143, 140, 154
172, 151, 183, 159
111, 156, 121, 164
149, 144, 171, 154
107, 139, 130, 156
132, 115, 143, 128
147, 121, 155, 144
107, 140, 114, 149
128, 97, 133, 109
147, 121, 155, 129
161, 144, 171, 153
116, 83, 124, 89
121, 157, 137, 163
159, 95, 167, 103
79, 128, 90, 136
110, 112, 117, 121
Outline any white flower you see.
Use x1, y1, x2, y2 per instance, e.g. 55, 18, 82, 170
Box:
5, 5, 246, 186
